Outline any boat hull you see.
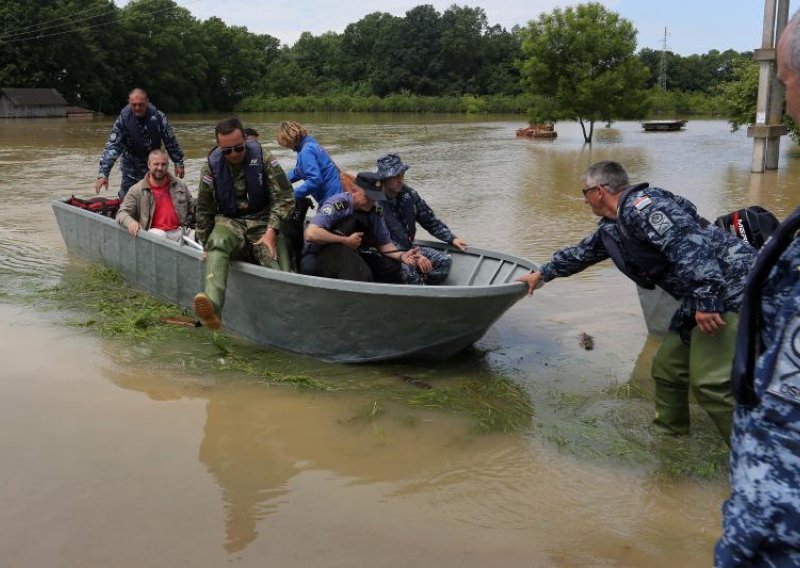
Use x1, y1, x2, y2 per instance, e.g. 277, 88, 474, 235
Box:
52, 199, 535, 362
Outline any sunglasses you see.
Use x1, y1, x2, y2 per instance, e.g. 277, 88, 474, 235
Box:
582, 183, 607, 196
221, 144, 245, 156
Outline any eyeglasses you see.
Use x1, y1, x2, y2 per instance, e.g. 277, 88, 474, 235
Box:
221, 144, 245, 156
582, 183, 607, 196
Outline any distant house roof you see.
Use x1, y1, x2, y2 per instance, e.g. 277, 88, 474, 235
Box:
0, 88, 68, 107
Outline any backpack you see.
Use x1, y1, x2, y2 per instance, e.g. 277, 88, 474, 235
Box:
714, 206, 780, 250
66, 195, 121, 218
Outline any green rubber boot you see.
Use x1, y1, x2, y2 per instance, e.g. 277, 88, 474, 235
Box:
204, 225, 238, 314
651, 332, 691, 436
688, 314, 738, 443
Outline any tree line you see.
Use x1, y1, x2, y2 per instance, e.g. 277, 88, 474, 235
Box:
0, 0, 760, 134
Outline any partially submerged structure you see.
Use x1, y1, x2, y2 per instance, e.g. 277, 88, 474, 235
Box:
0, 88, 68, 118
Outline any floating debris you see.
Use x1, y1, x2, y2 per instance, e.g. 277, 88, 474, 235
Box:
579, 332, 594, 351
516, 122, 557, 139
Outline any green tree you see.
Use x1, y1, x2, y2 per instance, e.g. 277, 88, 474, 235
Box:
519, 3, 649, 143
116, 0, 207, 112
0, 0, 123, 109
716, 60, 799, 141
198, 17, 281, 110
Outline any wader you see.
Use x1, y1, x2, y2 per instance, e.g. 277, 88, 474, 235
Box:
203, 216, 291, 314
651, 313, 738, 442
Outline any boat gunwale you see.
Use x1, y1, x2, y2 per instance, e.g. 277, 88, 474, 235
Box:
52, 198, 536, 299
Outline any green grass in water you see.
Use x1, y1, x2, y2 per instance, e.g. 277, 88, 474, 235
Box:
36, 262, 535, 434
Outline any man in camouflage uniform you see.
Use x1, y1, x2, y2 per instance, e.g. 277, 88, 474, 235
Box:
716, 14, 800, 565
376, 153, 468, 285
518, 160, 756, 442
95, 88, 185, 199
193, 118, 295, 330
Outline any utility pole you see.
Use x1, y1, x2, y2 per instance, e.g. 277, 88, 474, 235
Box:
749, 0, 790, 172
658, 28, 669, 90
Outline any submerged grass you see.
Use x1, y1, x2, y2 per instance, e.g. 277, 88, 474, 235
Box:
34, 261, 535, 434
539, 380, 730, 481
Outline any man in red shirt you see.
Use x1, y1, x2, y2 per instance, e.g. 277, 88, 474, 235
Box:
117, 149, 195, 242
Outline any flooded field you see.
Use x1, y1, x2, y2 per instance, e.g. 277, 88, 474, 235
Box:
2, 114, 799, 566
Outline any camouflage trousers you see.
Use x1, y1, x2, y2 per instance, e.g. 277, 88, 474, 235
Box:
651, 313, 738, 442
119, 159, 148, 199
202, 215, 291, 313
401, 246, 452, 285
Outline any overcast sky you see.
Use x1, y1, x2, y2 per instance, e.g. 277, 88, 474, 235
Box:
117, 0, 774, 55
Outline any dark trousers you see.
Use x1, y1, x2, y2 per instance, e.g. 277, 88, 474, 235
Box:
301, 244, 402, 283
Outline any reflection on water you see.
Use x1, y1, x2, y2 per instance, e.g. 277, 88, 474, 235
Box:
2, 115, 800, 565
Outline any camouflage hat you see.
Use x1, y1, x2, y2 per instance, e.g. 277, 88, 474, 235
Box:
354, 171, 386, 201
376, 153, 410, 179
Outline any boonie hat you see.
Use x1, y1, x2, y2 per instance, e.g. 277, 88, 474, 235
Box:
354, 171, 386, 201
376, 153, 410, 179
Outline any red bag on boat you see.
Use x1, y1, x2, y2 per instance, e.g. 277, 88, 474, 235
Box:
66, 195, 121, 218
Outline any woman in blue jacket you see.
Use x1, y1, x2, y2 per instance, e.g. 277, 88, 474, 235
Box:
277, 121, 343, 205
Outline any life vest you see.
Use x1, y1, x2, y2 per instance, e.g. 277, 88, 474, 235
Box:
120, 103, 162, 160
599, 183, 674, 290
208, 140, 267, 217
732, 205, 800, 407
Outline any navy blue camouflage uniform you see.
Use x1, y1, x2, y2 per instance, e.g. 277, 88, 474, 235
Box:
539, 185, 756, 439
301, 192, 401, 283
97, 104, 184, 199
716, 206, 800, 566
383, 184, 454, 285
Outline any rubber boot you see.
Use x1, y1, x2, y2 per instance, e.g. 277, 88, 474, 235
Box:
203, 225, 238, 315
193, 292, 221, 330
689, 314, 738, 444
651, 332, 691, 435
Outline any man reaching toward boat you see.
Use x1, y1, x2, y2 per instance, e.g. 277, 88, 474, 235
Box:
95, 88, 185, 199
193, 118, 295, 330
517, 160, 756, 443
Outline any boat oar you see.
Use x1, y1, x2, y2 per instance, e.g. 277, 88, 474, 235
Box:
159, 316, 201, 328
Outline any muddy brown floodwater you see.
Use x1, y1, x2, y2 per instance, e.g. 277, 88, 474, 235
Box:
2, 114, 800, 567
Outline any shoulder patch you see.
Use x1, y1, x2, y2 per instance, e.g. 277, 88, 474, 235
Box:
202, 174, 213, 185
321, 204, 334, 215
648, 210, 674, 235
269, 158, 280, 167
374, 205, 383, 215
633, 195, 652, 210
334, 201, 346, 211
767, 315, 800, 406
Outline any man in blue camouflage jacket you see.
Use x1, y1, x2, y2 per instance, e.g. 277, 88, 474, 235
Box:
517, 160, 756, 442
716, 12, 800, 565
376, 153, 468, 284
95, 88, 185, 199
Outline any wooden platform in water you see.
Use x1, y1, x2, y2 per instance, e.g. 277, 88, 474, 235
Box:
642, 120, 687, 132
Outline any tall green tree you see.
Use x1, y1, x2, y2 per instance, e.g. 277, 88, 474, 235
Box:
519, 2, 649, 143
0, 0, 122, 109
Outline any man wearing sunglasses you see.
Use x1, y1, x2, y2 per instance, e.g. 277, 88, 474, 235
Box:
193, 118, 295, 330
517, 160, 756, 443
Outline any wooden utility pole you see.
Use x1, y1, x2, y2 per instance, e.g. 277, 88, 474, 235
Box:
749, 0, 790, 172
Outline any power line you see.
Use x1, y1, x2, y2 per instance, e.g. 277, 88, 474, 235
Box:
0, 0, 199, 45
0, 3, 117, 40
0, 7, 118, 41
